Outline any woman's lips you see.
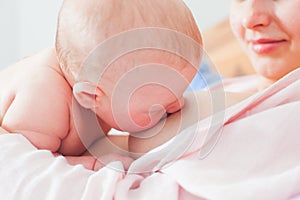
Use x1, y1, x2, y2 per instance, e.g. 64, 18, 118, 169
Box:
250, 39, 287, 54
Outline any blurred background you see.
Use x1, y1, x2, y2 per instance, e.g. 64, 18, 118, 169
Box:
0, 0, 231, 69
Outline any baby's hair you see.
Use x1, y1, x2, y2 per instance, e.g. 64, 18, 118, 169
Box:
55, 0, 202, 85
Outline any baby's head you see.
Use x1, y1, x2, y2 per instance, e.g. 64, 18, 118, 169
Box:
56, 0, 202, 132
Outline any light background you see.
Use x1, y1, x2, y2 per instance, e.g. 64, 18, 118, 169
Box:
0, 0, 230, 69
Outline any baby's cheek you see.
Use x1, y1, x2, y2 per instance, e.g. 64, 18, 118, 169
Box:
134, 114, 151, 128
166, 98, 184, 114
129, 111, 164, 132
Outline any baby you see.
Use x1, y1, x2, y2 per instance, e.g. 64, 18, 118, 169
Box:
0, 0, 202, 170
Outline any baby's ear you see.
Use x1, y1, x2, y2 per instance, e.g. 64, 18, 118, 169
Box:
73, 82, 104, 109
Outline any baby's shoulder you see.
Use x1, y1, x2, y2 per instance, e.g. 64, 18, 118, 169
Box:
0, 49, 74, 126
0, 48, 72, 101
0, 49, 74, 142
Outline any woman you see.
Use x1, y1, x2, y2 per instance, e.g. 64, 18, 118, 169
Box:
128, 0, 300, 199
229, 0, 300, 90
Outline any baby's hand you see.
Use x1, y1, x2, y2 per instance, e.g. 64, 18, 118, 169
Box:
93, 153, 134, 171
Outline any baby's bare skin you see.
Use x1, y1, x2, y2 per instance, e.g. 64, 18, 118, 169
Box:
0, 48, 132, 170
0, 48, 84, 154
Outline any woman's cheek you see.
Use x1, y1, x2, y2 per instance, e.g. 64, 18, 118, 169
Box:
229, 13, 242, 39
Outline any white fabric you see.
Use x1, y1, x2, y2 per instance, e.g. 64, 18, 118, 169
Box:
0, 134, 198, 200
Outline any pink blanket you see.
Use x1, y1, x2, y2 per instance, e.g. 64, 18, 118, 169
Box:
1, 68, 300, 200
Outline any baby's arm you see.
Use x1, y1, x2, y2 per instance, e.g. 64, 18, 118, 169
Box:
1, 89, 70, 153
81, 135, 132, 170
58, 134, 132, 171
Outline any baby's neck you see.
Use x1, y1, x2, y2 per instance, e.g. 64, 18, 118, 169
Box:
43, 47, 64, 76
97, 116, 112, 135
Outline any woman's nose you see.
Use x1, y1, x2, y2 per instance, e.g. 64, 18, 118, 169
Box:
241, 0, 271, 29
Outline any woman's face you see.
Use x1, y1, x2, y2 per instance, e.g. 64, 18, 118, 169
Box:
230, 0, 300, 82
